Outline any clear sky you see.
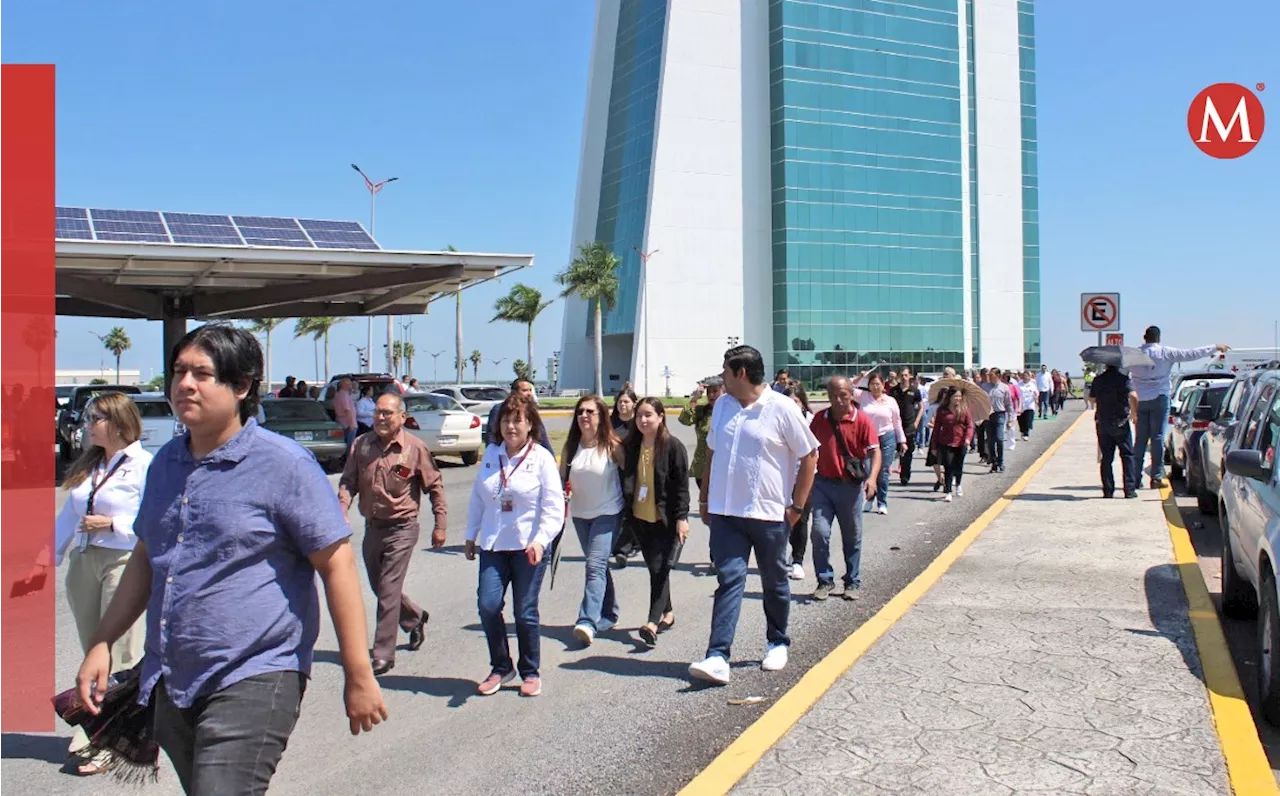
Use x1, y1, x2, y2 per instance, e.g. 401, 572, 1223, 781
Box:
3, 0, 1276, 386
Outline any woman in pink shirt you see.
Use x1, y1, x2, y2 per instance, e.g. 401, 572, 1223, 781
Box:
854, 372, 906, 515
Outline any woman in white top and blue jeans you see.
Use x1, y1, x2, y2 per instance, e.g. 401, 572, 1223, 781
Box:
562, 395, 625, 646
853, 371, 907, 514
466, 395, 565, 697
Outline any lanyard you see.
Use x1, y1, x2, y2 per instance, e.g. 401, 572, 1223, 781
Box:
86, 453, 128, 516
498, 442, 533, 491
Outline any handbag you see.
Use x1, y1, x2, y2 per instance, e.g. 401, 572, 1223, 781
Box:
52, 664, 160, 784
827, 409, 869, 482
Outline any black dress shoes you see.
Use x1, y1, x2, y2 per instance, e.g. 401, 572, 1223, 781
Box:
408, 610, 429, 651
371, 658, 394, 676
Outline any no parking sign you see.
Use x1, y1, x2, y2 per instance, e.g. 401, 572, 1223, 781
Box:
1080, 293, 1120, 333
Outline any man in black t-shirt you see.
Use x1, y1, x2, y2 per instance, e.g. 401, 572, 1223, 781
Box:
1090, 365, 1138, 498
889, 368, 925, 484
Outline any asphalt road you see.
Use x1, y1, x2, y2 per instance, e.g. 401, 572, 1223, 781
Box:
3, 402, 1084, 795
1177, 480, 1280, 786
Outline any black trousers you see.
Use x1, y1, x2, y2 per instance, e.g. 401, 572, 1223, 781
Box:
788, 503, 812, 566
974, 420, 986, 458
899, 434, 917, 483
634, 519, 680, 625
1018, 409, 1034, 437
939, 445, 967, 492
1097, 420, 1136, 496
611, 523, 639, 559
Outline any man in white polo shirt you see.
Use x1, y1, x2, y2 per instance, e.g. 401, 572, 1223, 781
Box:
691, 345, 819, 685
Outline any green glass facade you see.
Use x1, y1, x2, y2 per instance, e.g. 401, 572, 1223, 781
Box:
1020, 0, 1041, 368
769, 0, 967, 384
593, 0, 667, 337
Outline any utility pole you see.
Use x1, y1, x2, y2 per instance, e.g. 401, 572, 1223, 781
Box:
633, 247, 659, 396
428, 350, 445, 385
351, 163, 399, 373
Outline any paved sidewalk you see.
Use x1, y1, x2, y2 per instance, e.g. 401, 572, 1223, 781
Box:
732, 418, 1232, 795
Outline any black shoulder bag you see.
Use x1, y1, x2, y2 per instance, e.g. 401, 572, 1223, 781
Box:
827, 409, 869, 482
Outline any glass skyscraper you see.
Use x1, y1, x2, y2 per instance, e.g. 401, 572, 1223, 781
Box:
560, 0, 1040, 394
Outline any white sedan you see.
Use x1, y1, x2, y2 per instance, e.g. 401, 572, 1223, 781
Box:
402, 392, 485, 465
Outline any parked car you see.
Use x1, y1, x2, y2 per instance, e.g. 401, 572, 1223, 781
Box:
321, 373, 403, 420
1200, 369, 1268, 513
58, 385, 142, 460
1167, 382, 1230, 498
257, 398, 347, 472
1164, 372, 1234, 462
1219, 368, 1280, 723
429, 384, 509, 415
402, 393, 485, 465
78, 392, 180, 457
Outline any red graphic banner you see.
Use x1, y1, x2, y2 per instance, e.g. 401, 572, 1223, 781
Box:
2, 64, 57, 731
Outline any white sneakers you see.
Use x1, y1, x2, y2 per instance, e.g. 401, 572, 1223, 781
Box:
956, 485, 964, 497
875, 503, 888, 515
688, 656, 731, 685
942, 492, 953, 502
689, 644, 791, 685
573, 624, 594, 646
761, 644, 789, 672
789, 562, 805, 580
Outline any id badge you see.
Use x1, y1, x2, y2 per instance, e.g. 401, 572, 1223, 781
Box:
637, 485, 649, 503
499, 488, 514, 513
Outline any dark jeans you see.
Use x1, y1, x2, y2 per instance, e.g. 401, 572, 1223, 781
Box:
477, 549, 547, 679
788, 503, 811, 566
874, 431, 897, 506
974, 419, 987, 458
154, 671, 306, 796
1038, 391, 1051, 418
706, 514, 790, 661
809, 476, 867, 588
1098, 419, 1136, 496
611, 523, 639, 560
363, 518, 426, 661
634, 519, 680, 625
988, 412, 1007, 469
939, 445, 967, 492
1018, 409, 1034, 437
899, 433, 917, 483
1134, 394, 1171, 482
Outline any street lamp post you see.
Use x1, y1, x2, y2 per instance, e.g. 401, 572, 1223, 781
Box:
351, 163, 399, 374
87, 331, 106, 376
398, 319, 414, 377
633, 247, 659, 395
428, 350, 445, 386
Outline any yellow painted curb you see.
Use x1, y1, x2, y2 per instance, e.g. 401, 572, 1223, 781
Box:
1160, 486, 1279, 795
678, 411, 1092, 795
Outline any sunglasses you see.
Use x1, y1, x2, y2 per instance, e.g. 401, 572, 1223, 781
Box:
576, 408, 598, 416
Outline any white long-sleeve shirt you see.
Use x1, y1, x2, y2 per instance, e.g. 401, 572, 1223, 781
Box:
53, 441, 153, 566
467, 442, 564, 551
1018, 380, 1039, 412
1128, 343, 1219, 401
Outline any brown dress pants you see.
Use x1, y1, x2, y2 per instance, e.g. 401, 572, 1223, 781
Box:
362, 518, 426, 660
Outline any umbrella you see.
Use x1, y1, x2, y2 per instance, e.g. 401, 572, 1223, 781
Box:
1080, 345, 1154, 370
926, 378, 993, 423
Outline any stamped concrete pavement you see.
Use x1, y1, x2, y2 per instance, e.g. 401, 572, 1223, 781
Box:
732, 416, 1233, 796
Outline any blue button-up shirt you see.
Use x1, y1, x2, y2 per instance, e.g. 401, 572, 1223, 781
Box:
134, 419, 351, 708
1128, 343, 1218, 401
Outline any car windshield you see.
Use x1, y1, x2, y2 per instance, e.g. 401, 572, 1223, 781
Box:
263, 401, 331, 423
133, 400, 173, 418
405, 394, 460, 412
460, 387, 508, 401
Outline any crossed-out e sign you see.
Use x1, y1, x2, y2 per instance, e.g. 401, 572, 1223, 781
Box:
1081, 293, 1120, 333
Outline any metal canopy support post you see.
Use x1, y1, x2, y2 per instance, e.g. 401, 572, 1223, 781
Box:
162, 311, 187, 395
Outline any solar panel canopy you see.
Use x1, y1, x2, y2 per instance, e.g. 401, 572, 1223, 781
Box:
55, 207, 381, 250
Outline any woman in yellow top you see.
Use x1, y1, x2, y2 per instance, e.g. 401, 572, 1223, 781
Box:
620, 398, 691, 647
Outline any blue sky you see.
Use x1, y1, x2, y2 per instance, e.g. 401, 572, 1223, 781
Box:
4, 0, 1276, 385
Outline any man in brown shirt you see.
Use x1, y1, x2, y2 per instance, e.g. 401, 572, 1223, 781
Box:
339, 392, 448, 675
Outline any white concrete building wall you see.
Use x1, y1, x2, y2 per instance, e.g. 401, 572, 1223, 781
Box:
559, 0, 621, 391
972, 0, 1026, 369
631, 0, 747, 396
740, 0, 773, 369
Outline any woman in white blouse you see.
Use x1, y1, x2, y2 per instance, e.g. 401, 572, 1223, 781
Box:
466, 394, 564, 698
48, 392, 153, 774
561, 395, 625, 647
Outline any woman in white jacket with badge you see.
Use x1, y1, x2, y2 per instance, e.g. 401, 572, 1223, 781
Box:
466, 394, 565, 698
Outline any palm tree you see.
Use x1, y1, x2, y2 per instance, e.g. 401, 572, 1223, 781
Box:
245, 319, 282, 393
556, 241, 621, 395
445, 245, 464, 384
102, 327, 132, 384
294, 317, 347, 382
403, 342, 416, 377
469, 349, 483, 382
493, 283, 553, 383
391, 341, 404, 374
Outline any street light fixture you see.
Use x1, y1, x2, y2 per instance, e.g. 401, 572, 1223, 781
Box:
428, 350, 446, 385
351, 163, 400, 374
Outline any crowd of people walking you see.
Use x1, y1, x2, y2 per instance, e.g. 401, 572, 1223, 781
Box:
50, 324, 1076, 793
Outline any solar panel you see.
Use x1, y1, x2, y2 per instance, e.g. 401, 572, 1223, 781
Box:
53, 207, 382, 250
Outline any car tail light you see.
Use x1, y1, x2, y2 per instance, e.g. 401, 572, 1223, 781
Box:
405, 417, 421, 430
329, 429, 344, 439
1191, 420, 1210, 430
469, 415, 481, 429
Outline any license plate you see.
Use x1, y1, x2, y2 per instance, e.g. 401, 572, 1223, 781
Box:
437, 436, 457, 445
294, 431, 314, 442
